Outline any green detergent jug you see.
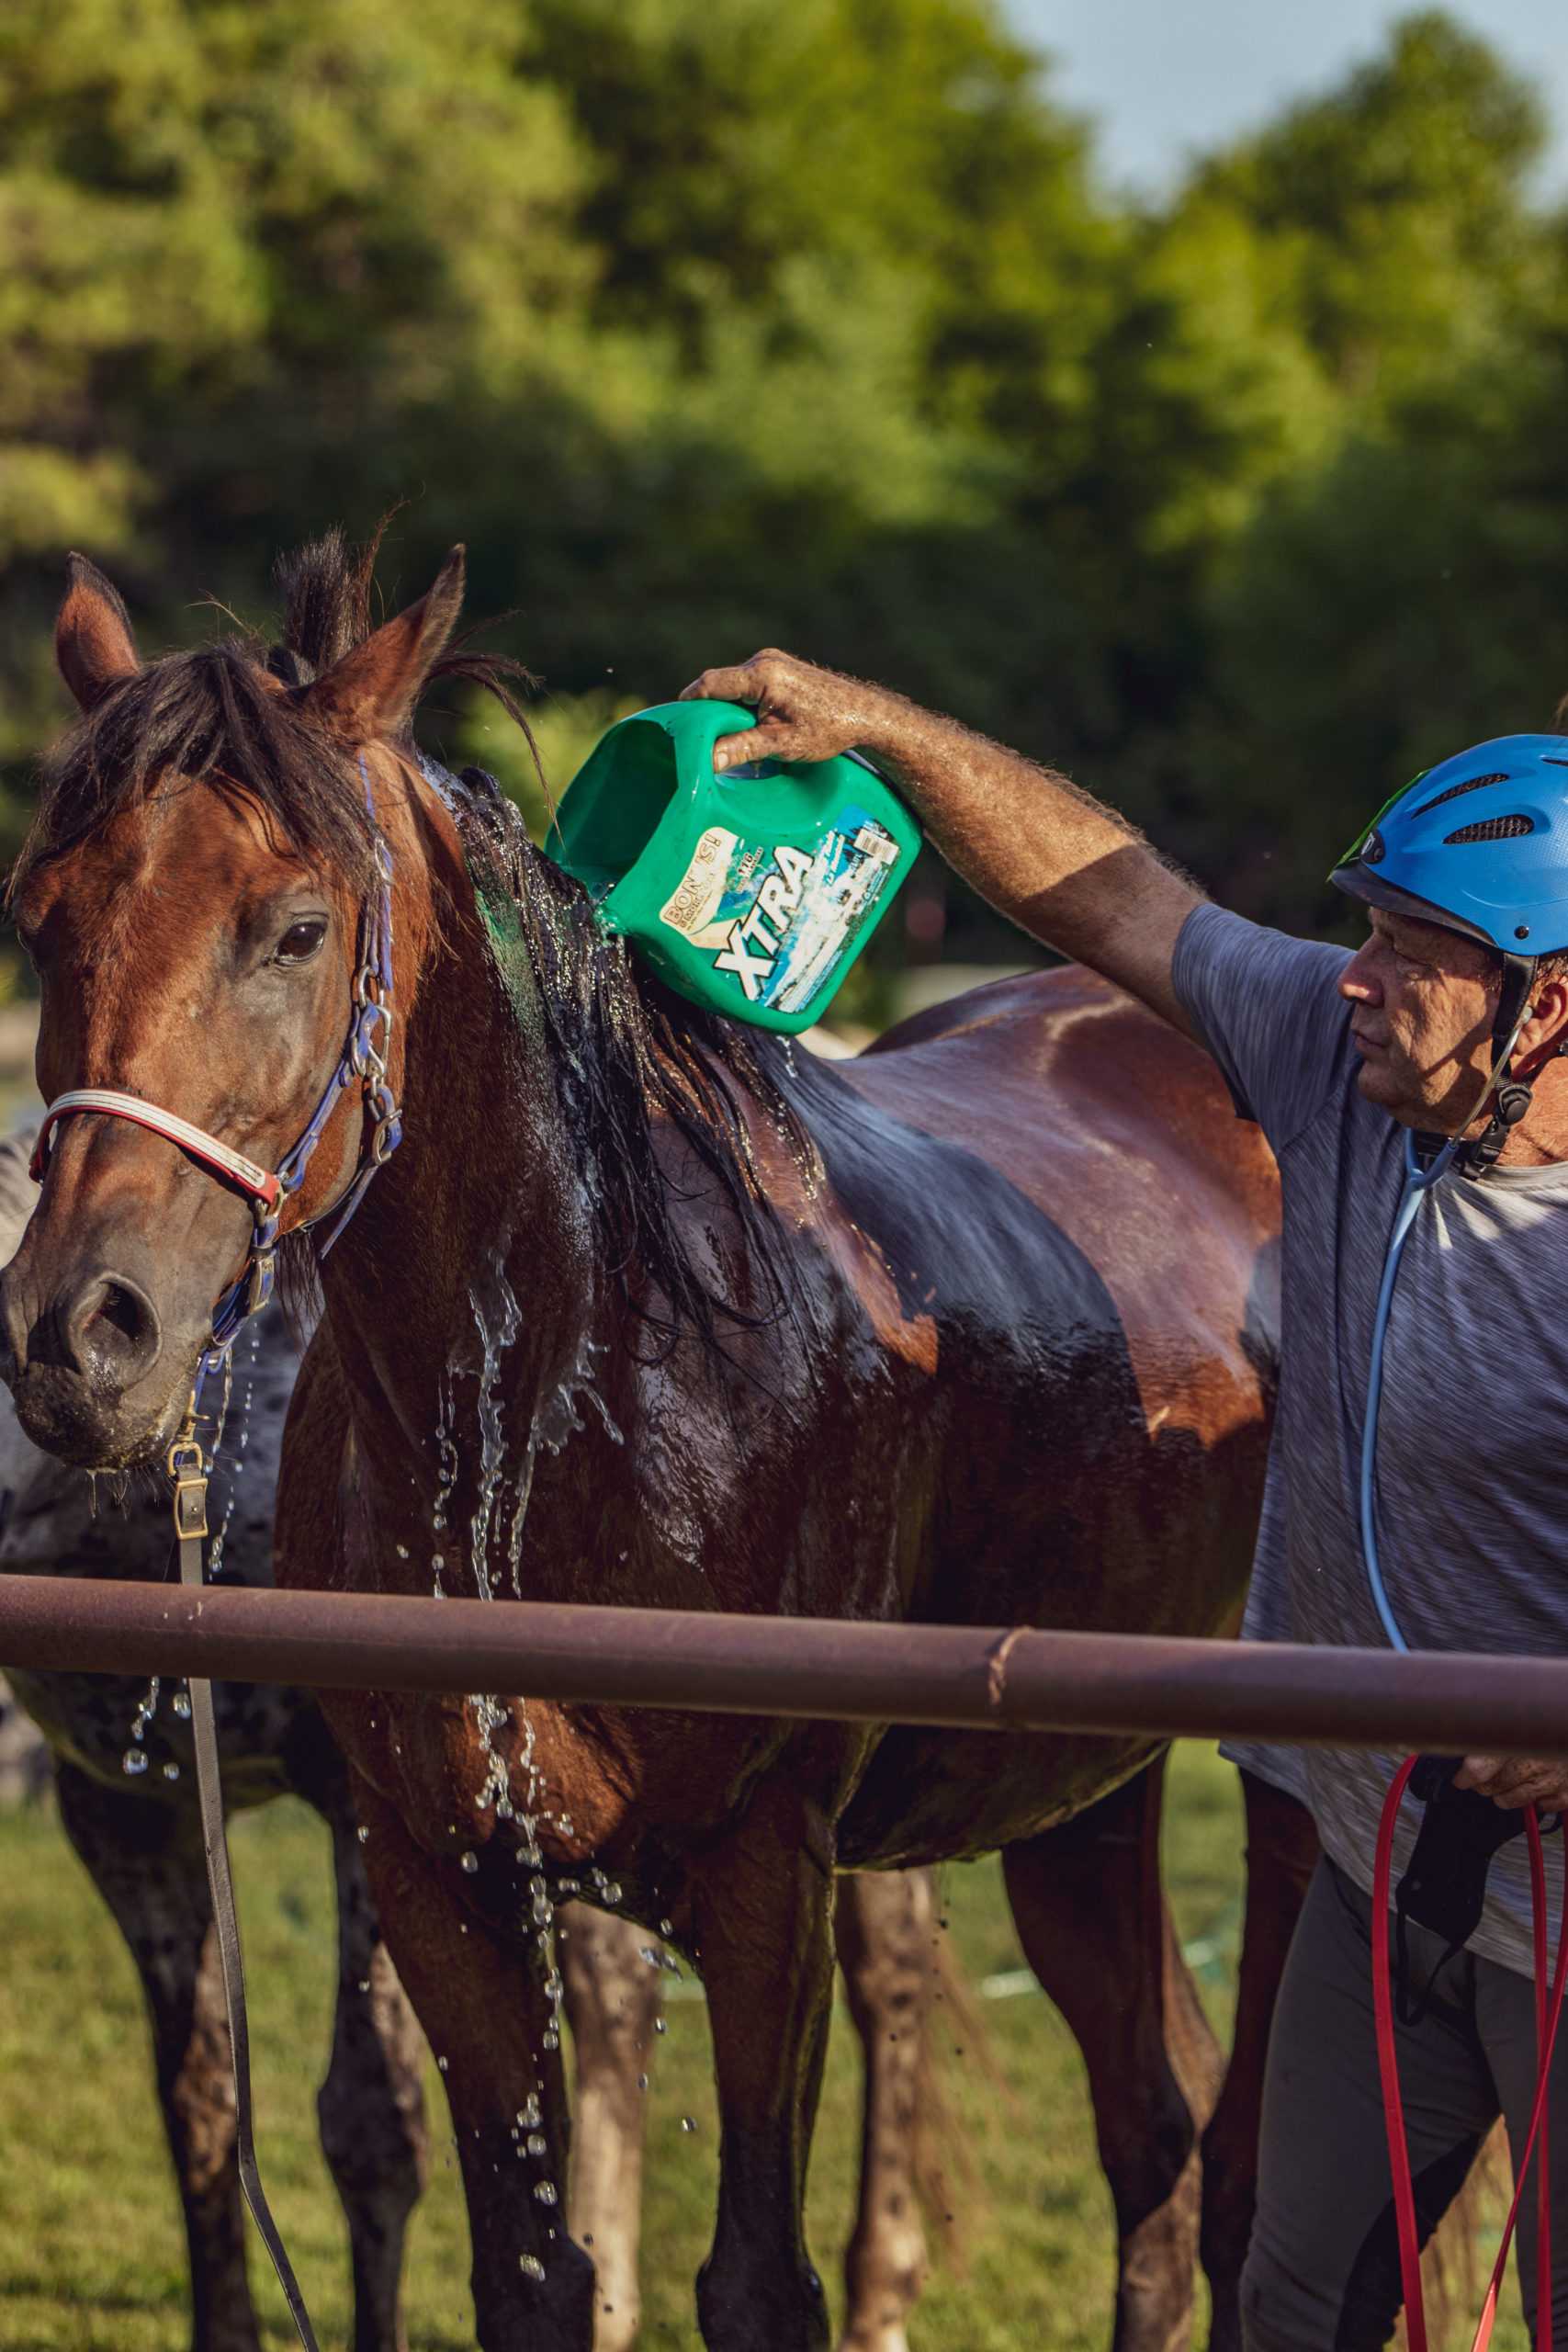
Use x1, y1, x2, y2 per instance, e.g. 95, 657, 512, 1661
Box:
555, 699, 921, 1034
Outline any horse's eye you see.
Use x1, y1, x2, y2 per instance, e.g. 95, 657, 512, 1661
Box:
274, 918, 327, 967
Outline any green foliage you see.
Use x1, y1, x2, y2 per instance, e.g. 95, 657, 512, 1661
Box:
3, 3, 1568, 955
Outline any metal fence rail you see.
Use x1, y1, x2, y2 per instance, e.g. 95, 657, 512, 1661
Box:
2, 1573, 1566, 1755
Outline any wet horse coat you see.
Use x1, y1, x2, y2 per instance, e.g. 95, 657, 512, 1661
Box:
3, 539, 1313, 2352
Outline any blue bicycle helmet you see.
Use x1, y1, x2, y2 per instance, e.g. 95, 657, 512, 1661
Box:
1332, 734, 1568, 955
1331, 733, 1568, 1171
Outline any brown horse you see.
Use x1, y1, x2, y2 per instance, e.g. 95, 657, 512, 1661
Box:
2, 537, 1315, 2351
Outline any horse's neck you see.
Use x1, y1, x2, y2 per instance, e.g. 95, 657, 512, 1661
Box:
316, 872, 599, 1531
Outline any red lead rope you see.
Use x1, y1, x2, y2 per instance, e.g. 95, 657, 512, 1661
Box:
1373, 1758, 1568, 2352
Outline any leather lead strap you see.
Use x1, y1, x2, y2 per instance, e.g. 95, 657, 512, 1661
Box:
172, 1450, 321, 2352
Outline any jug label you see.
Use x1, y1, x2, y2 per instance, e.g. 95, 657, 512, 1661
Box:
658, 806, 902, 1012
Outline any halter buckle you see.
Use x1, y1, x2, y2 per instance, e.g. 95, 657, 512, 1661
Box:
350, 995, 391, 1080
167, 1438, 209, 1542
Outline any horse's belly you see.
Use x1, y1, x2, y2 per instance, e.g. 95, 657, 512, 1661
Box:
836, 1725, 1164, 1868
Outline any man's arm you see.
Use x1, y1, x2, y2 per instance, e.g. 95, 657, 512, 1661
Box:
681, 649, 1203, 1036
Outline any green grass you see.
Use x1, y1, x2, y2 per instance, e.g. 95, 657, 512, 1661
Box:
0, 1747, 1529, 2349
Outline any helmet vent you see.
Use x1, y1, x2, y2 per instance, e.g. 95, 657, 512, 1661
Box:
1412, 772, 1508, 817
1445, 814, 1535, 844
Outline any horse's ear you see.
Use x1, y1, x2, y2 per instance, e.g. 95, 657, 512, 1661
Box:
299, 546, 466, 743
56, 552, 140, 712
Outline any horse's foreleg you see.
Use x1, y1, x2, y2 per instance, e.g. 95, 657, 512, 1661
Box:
834, 1868, 937, 2352
558, 1904, 661, 2352
316, 1781, 429, 2352
351, 1778, 596, 2351
690, 1774, 838, 2352
54, 1760, 258, 2352
1199, 1770, 1318, 2352
1004, 1755, 1221, 2352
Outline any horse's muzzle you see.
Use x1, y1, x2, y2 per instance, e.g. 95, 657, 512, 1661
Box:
0, 1253, 190, 1470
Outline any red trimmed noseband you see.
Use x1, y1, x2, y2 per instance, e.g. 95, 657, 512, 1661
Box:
29, 1090, 283, 1211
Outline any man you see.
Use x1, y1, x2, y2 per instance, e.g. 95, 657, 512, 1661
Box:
682, 650, 1568, 2350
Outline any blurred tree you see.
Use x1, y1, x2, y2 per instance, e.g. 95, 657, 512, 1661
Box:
1179, 16, 1568, 927
0, 0, 585, 776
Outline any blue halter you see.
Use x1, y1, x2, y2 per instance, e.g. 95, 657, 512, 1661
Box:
206, 760, 402, 1352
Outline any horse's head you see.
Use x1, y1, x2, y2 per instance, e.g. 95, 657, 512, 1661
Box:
0, 540, 466, 1469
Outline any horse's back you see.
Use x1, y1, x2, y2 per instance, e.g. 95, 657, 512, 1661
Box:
831, 962, 1279, 1411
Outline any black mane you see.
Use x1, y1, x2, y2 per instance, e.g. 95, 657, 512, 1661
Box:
23, 527, 820, 1359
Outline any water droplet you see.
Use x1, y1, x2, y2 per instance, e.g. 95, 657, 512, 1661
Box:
526, 2132, 547, 2157
437, 2055, 450, 2074
654, 2017, 667, 2035
121, 1749, 149, 1778
518, 2097, 541, 2130
602, 1882, 622, 1905
637, 2074, 649, 2092
680, 2116, 697, 2134
459, 1850, 479, 1874
395, 1543, 410, 1559
163, 1761, 180, 1782
358, 1979, 370, 1994
520, 2254, 546, 2281
541, 2030, 560, 2052
534, 2180, 558, 2206
659, 1917, 673, 1936
172, 1691, 192, 1721
356, 1825, 370, 1844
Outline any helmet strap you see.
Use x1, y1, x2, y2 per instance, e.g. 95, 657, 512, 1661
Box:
1455, 950, 1538, 1179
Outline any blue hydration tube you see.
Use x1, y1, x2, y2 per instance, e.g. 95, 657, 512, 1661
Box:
1358, 1130, 1459, 1655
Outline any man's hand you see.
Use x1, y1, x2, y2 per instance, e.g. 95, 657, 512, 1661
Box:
682, 645, 1202, 1035
680, 650, 905, 774
1455, 1755, 1568, 1813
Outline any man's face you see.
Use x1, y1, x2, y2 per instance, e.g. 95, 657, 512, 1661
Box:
1339, 909, 1498, 1131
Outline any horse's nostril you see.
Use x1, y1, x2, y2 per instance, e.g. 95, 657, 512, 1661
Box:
65, 1272, 163, 1386
90, 1282, 148, 1349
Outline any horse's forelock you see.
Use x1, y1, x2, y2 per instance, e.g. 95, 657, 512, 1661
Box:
17, 633, 381, 902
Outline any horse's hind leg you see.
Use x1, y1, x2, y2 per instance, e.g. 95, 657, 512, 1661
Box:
834, 1868, 938, 2352
54, 1760, 259, 2352
316, 1779, 430, 2352
1199, 1770, 1318, 2352
1003, 1755, 1222, 2352
690, 1767, 840, 2352
558, 1903, 660, 2352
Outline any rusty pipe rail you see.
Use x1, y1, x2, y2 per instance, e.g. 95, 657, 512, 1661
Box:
1, 1573, 1566, 1755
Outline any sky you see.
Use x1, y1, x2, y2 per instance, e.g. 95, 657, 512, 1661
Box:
1004, 1, 1568, 193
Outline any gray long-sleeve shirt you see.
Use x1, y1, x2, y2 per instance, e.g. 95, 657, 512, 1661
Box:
1174, 899, 1568, 1976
